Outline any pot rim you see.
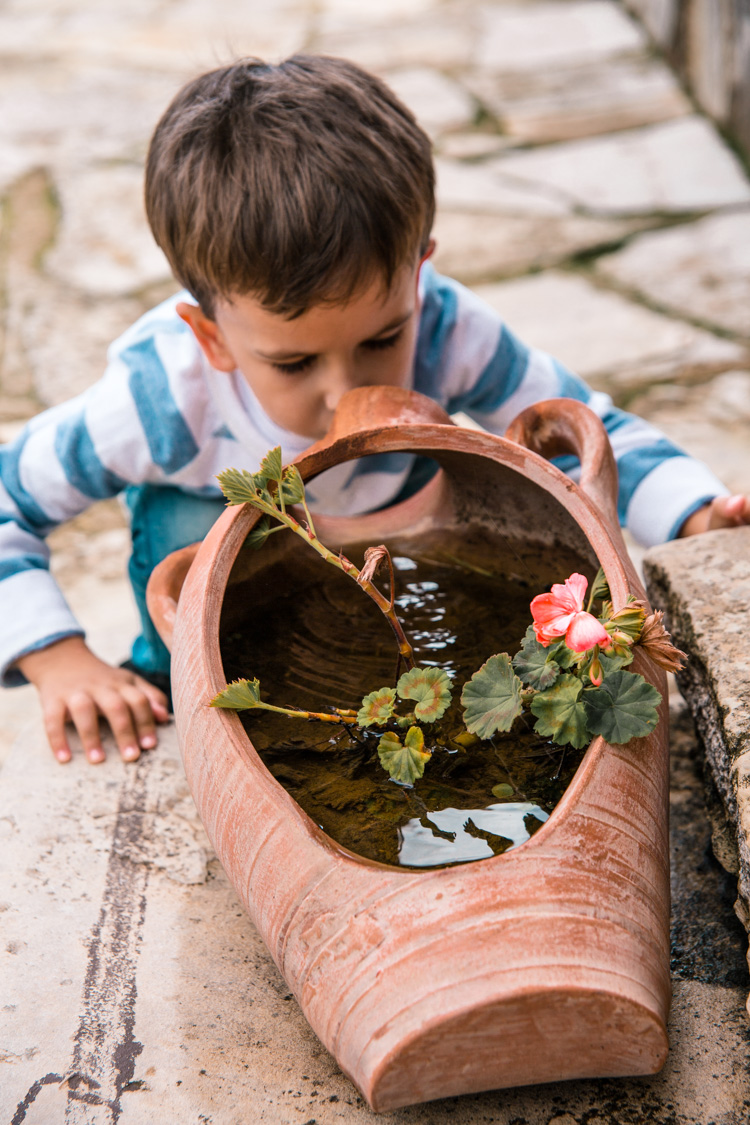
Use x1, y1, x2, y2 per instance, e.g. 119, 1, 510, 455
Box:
173, 417, 661, 876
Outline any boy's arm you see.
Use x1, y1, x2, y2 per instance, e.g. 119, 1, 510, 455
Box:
421, 270, 736, 546
0, 333, 189, 762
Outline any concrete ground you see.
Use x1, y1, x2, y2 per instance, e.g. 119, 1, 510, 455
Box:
1, 1, 749, 1121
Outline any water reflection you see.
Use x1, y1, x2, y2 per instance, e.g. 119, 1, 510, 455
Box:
398, 802, 549, 867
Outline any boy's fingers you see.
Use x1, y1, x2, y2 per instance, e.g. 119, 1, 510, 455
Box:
66, 691, 106, 764
43, 698, 72, 764
94, 689, 142, 762
119, 684, 161, 751
708, 495, 750, 529
134, 678, 170, 723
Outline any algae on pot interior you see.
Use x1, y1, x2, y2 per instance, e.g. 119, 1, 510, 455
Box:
211, 447, 685, 799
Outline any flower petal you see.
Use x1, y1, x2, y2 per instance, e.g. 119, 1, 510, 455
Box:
565, 611, 610, 653
562, 573, 588, 612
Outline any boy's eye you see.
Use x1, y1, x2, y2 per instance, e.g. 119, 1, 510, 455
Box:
271, 355, 316, 375
362, 329, 403, 352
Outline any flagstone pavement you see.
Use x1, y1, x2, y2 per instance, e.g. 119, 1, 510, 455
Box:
1, 2, 749, 1123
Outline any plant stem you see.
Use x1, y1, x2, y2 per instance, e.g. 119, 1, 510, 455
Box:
254, 701, 358, 724
268, 508, 416, 670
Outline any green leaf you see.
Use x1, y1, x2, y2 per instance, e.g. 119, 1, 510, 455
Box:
357, 686, 397, 727
210, 678, 263, 710
378, 726, 431, 784
461, 654, 523, 739
588, 566, 610, 606
397, 666, 453, 722
257, 446, 283, 486
598, 649, 634, 675
530, 674, 589, 749
583, 670, 661, 744
512, 630, 561, 689
491, 782, 514, 799
246, 514, 273, 550
546, 637, 578, 669
280, 464, 305, 505
217, 467, 265, 506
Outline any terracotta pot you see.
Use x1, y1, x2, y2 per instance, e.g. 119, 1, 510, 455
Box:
147, 387, 670, 1112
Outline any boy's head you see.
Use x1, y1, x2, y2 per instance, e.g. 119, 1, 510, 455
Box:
145, 55, 436, 441
145, 55, 435, 319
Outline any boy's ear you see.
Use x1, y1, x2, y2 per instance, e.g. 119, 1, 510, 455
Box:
421, 238, 436, 264
176, 301, 236, 372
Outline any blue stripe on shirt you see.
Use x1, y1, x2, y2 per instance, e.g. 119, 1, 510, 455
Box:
54, 412, 129, 499
347, 452, 414, 478
123, 339, 200, 474
448, 324, 530, 415
413, 268, 459, 396
617, 439, 685, 524
0, 553, 48, 582
552, 360, 591, 404
0, 434, 54, 531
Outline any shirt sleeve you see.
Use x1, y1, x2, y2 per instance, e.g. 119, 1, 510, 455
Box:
414, 264, 728, 547
0, 306, 214, 686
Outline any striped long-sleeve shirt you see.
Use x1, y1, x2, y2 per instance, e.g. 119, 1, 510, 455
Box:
0, 262, 726, 685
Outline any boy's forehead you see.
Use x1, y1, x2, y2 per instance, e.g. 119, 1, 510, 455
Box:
216, 263, 420, 338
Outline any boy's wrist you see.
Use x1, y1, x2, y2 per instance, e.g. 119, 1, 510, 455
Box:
16, 634, 92, 685
676, 504, 709, 538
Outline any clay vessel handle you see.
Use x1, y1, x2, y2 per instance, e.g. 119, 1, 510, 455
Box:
305, 386, 454, 456
146, 542, 201, 652
505, 399, 620, 532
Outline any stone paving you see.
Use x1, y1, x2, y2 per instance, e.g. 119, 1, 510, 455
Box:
1, 1, 750, 1122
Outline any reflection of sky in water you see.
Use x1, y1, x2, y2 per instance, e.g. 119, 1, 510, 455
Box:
398, 803, 549, 867
394, 577, 455, 652
393, 557, 418, 571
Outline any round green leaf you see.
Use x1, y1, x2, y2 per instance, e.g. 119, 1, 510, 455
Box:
512, 632, 561, 689
530, 674, 589, 749
397, 666, 452, 722
460, 654, 523, 739
491, 782, 514, 799
378, 727, 431, 784
357, 686, 396, 727
583, 669, 661, 744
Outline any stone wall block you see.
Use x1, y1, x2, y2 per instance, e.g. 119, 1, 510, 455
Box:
626, 0, 750, 159
644, 529, 750, 995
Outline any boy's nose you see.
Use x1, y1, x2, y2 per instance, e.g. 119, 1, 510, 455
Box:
322, 361, 357, 413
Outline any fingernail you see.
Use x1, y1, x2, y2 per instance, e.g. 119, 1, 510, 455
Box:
140, 734, 157, 750
88, 747, 105, 764
122, 744, 140, 761
56, 748, 71, 764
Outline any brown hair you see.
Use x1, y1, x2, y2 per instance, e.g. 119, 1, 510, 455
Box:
145, 56, 435, 318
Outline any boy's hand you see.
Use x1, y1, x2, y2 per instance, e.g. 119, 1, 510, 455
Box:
678, 494, 750, 537
16, 636, 169, 765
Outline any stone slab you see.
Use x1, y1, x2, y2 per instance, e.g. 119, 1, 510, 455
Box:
495, 116, 750, 215
644, 527, 750, 1002
472, 271, 748, 391
1, 704, 749, 1124
433, 211, 647, 283
312, 12, 475, 72
44, 165, 171, 298
474, 1, 646, 72
466, 54, 690, 144
595, 209, 750, 338
381, 68, 476, 136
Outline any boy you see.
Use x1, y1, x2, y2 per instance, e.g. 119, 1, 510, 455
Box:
1, 55, 748, 767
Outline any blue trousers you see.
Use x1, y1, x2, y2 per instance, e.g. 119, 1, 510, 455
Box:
125, 484, 225, 677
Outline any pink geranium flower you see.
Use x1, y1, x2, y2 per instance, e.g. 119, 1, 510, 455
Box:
530, 573, 610, 653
